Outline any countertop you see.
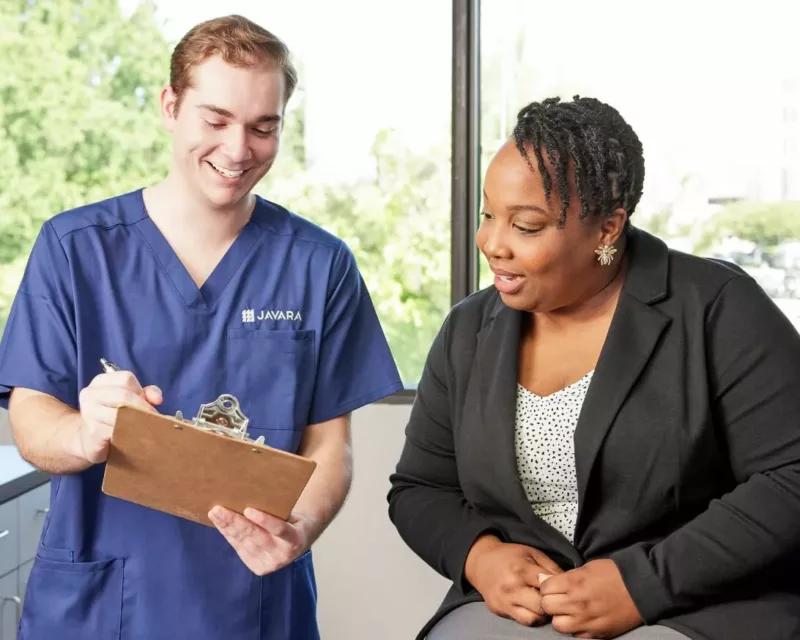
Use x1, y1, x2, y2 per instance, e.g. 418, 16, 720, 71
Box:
0, 445, 49, 504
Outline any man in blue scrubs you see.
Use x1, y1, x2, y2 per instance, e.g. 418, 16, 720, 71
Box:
0, 14, 403, 640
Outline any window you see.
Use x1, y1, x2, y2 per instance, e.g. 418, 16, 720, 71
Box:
0, 0, 452, 387
479, 0, 800, 326
5, 0, 799, 395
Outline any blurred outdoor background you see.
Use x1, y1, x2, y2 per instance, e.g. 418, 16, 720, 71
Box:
2, 0, 799, 386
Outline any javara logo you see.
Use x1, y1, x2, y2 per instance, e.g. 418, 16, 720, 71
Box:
241, 309, 302, 323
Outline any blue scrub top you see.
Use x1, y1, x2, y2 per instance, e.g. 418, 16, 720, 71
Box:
0, 189, 403, 640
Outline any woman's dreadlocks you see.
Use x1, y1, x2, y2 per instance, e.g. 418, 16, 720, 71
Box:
512, 95, 645, 228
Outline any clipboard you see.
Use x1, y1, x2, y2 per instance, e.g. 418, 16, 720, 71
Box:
101, 394, 317, 527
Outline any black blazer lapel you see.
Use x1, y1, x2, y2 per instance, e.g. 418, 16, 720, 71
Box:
472, 300, 583, 563
573, 229, 672, 544
474, 302, 526, 515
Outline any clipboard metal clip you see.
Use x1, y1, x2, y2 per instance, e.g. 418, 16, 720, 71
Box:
175, 395, 265, 446
177, 394, 248, 438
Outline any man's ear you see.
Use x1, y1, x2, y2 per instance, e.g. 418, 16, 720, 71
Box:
160, 86, 179, 132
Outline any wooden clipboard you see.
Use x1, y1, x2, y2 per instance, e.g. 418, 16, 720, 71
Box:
101, 405, 317, 527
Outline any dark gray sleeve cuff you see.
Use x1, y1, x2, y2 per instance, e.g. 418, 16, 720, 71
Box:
610, 543, 674, 624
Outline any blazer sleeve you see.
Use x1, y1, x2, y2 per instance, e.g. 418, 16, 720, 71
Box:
387, 312, 503, 593
611, 275, 800, 623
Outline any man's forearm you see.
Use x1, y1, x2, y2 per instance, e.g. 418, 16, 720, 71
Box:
293, 415, 353, 547
9, 388, 89, 474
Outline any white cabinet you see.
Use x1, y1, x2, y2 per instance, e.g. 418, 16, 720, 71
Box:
0, 502, 18, 579
0, 570, 19, 640
0, 481, 50, 640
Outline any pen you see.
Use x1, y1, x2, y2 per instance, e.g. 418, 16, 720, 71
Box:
100, 358, 121, 373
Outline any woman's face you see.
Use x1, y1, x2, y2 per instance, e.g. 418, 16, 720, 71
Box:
476, 139, 626, 313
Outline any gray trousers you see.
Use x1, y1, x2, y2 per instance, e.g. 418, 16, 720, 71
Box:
427, 602, 689, 640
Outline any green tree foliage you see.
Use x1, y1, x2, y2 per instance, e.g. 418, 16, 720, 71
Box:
696, 201, 800, 255
0, 0, 172, 329
0, 0, 171, 262
0, 0, 449, 383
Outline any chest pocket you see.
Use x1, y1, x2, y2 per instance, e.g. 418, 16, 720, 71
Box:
226, 328, 316, 453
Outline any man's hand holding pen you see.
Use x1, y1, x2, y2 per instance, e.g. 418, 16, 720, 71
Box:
74, 359, 163, 464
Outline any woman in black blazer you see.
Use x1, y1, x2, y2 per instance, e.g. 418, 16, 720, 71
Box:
387, 96, 800, 640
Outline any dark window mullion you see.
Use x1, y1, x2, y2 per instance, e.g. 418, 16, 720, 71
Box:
451, 0, 481, 306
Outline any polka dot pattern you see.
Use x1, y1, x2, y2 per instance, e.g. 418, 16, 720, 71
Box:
514, 371, 594, 543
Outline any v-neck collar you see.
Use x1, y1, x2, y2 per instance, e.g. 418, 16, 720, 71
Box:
132, 189, 265, 311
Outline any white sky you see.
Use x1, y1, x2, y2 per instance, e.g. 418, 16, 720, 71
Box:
122, 0, 800, 213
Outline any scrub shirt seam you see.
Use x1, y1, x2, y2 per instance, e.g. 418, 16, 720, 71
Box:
40, 476, 60, 543
48, 205, 344, 252
251, 198, 349, 254
258, 200, 350, 252
48, 223, 83, 362
258, 572, 263, 639
52, 218, 148, 242
118, 557, 126, 639
251, 212, 345, 251
269, 232, 342, 251
41, 226, 80, 404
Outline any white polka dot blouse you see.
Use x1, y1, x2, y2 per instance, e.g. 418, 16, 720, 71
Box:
514, 371, 594, 543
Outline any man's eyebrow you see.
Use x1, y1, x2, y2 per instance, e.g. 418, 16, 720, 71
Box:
196, 104, 282, 124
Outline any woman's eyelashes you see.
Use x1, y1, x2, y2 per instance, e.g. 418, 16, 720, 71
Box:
480, 211, 543, 235
514, 224, 542, 235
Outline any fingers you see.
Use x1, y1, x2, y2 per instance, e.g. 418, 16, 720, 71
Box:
507, 605, 546, 627
210, 506, 258, 543
143, 385, 163, 406
550, 614, 581, 636
90, 370, 145, 393
82, 386, 155, 412
89, 371, 161, 409
98, 387, 156, 412
244, 508, 289, 537
511, 587, 546, 618
537, 572, 553, 589
519, 562, 553, 589
76, 369, 162, 465
244, 508, 307, 554
529, 548, 565, 575
540, 593, 577, 617
83, 378, 158, 414
209, 507, 275, 556
79, 402, 117, 432
539, 571, 570, 596
211, 508, 269, 560
209, 506, 295, 576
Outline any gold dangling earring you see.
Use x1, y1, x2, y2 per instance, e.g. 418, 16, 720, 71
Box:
594, 244, 617, 266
